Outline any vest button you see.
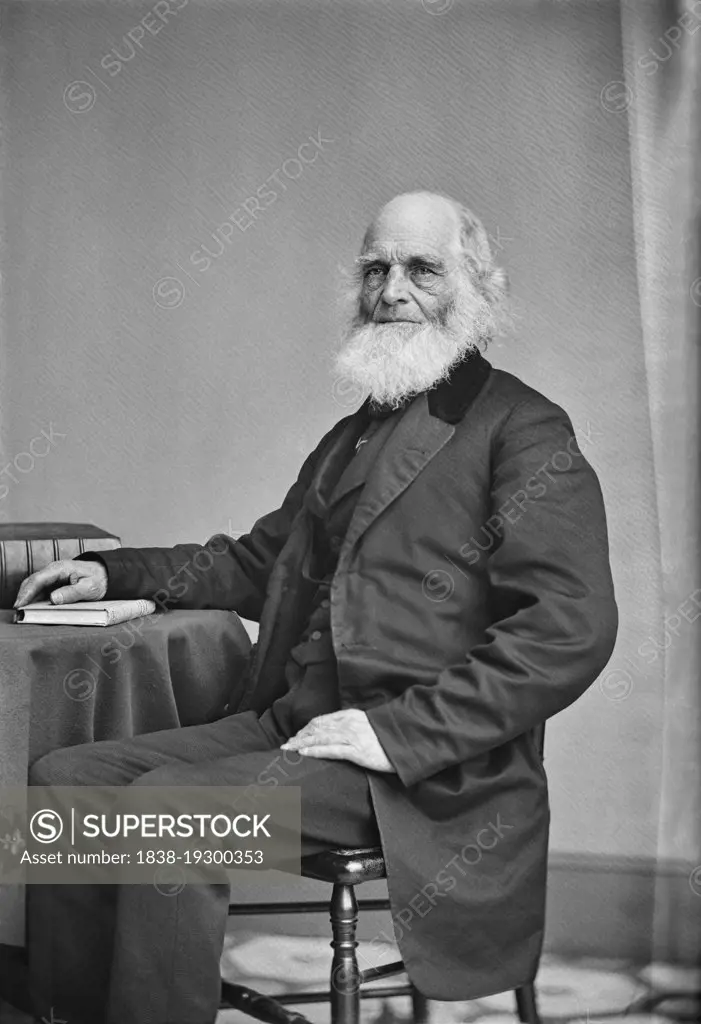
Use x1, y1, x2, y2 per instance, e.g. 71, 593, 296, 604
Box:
310, 630, 322, 641
329, 536, 342, 552
320, 599, 330, 609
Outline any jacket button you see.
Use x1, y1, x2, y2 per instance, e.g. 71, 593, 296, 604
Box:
320, 599, 330, 609
310, 630, 322, 641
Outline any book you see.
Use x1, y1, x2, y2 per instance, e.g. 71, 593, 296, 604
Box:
14, 599, 156, 627
0, 522, 121, 609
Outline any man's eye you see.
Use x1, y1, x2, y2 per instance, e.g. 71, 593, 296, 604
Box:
364, 266, 386, 282
411, 265, 437, 280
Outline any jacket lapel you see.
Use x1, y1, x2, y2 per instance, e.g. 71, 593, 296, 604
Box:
326, 415, 399, 508
325, 456, 368, 509
340, 393, 455, 557
301, 407, 368, 519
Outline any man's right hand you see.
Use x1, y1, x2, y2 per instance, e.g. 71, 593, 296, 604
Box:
14, 559, 108, 609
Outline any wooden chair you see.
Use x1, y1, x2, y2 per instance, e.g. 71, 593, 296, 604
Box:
220, 726, 545, 1024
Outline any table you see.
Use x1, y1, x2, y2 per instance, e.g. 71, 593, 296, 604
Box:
0, 607, 252, 944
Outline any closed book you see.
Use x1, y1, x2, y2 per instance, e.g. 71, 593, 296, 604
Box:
0, 523, 120, 608
14, 599, 156, 627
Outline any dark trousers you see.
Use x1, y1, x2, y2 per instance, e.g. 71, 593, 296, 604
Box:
27, 707, 380, 1024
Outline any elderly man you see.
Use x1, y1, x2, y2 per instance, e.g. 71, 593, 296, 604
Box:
16, 191, 618, 1024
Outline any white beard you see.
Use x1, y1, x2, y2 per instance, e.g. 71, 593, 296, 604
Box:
334, 289, 490, 408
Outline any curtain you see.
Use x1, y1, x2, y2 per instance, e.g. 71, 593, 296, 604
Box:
619, 0, 701, 954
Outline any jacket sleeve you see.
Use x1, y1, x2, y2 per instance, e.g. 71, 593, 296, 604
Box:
366, 397, 619, 787
77, 425, 342, 620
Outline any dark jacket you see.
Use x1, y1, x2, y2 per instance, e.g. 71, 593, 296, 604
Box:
96, 353, 618, 999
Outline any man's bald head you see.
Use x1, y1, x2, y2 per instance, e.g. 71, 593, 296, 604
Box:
362, 192, 465, 264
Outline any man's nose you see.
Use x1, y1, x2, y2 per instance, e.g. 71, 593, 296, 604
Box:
380, 265, 410, 305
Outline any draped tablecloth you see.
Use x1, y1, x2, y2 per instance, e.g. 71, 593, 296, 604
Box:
0, 608, 252, 944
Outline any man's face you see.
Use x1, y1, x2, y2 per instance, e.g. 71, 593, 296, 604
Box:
335, 193, 491, 409
357, 196, 464, 326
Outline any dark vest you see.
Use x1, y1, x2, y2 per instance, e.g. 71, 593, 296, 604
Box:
260, 410, 402, 737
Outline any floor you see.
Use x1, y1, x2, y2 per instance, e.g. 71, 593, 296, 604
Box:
216, 933, 701, 1024
1, 932, 699, 1024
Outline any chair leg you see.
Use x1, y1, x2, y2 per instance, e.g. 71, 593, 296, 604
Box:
515, 983, 542, 1024
329, 882, 361, 1024
410, 982, 430, 1023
